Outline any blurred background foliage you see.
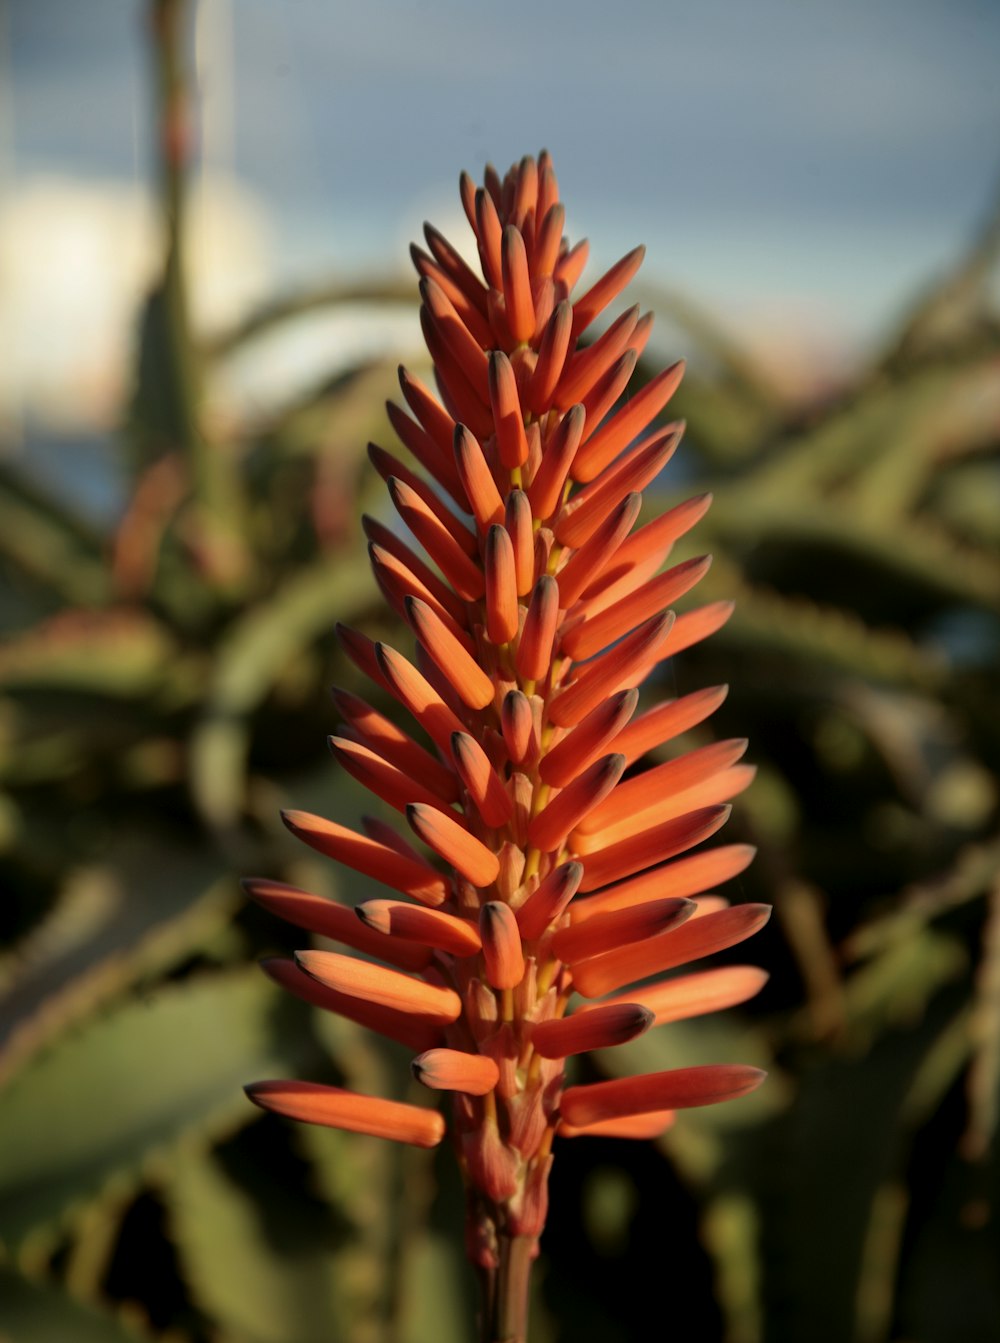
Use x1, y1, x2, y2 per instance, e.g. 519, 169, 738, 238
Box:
1, 3, 999, 1341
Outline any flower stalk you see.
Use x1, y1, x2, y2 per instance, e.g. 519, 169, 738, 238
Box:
245, 151, 770, 1341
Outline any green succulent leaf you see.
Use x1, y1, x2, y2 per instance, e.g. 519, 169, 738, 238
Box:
0, 1265, 152, 1343
0, 969, 318, 1253
165, 1141, 348, 1343
0, 611, 180, 699
0, 836, 236, 1086
189, 552, 376, 829
0, 465, 110, 610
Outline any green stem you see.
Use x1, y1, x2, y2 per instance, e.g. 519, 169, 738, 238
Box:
481, 1233, 534, 1343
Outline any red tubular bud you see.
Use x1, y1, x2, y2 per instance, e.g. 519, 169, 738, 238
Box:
410, 243, 493, 346
555, 305, 639, 409
332, 687, 460, 802
573, 843, 757, 923
328, 734, 460, 818
485, 525, 520, 645
356, 899, 482, 956
612, 684, 729, 764
571, 244, 645, 338
580, 492, 713, 614
537, 153, 558, 214
501, 689, 535, 764
579, 349, 637, 434
539, 689, 638, 788
555, 424, 683, 550
454, 424, 504, 532
527, 754, 626, 854
573, 359, 685, 482
364, 523, 470, 632
488, 350, 530, 468
420, 275, 490, 400
397, 367, 464, 476
505, 489, 535, 596
528, 301, 573, 414
424, 219, 488, 313
480, 901, 526, 988
511, 154, 538, 227
246, 1080, 445, 1147
559, 1110, 675, 1140
368, 442, 478, 556
549, 613, 675, 729
556, 492, 641, 611
388, 476, 484, 601
420, 307, 493, 440
531, 1002, 654, 1059
574, 763, 755, 856
451, 731, 514, 828
243, 882, 431, 972
408, 803, 500, 889
502, 225, 535, 342
575, 803, 732, 895
552, 896, 695, 964
599, 965, 770, 1027
561, 1063, 766, 1128
527, 403, 585, 519
295, 949, 462, 1023
576, 738, 750, 837
361, 815, 426, 862
405, 596, 495, 710
534, 202, 565, 277
474, 187, 503, 289
571, 902, 773, 998
375, 642, 466, 756
261, 958, 442, 1052
336, 622, 389, 690
280, 810, 449, 906
515, 861, 584, 940
555, 237, 589, 292
515, 576, 560, 682
386, 398, 467, 509
412, 1048, 499, 1095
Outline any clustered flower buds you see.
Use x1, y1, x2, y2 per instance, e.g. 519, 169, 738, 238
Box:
245, 151, 769, 1332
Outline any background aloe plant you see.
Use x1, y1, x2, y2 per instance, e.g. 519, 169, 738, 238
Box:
1, 3, 999, 1341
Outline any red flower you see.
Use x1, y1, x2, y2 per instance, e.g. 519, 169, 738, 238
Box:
245, 151, 768, 1340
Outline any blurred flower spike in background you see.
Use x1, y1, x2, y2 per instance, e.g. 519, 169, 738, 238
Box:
244, 152, 769, 1342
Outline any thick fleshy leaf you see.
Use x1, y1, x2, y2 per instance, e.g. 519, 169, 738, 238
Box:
0, 838, 235, 1086
0, 1266, 149, 1343
0, 970, 319, 1251
189, 552, 376, 828
166, 1141, 354, 1343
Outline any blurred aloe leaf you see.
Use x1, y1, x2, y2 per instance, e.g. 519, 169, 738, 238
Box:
756, 988, 964, 1343
395, 1228, 471, 1343
0, 465, 111, 612
841, 927, 967, 1046
205, 279, 416, 360
0, 1265, 151, 1343
0, 610, 183, 700
0, 969, 317, 1254
0, 836, 235, 1085
165, 1140, 347, 1343
189, 552, 375, 829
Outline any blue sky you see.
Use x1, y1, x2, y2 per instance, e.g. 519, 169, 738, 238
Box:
6, 0, 1000, 359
